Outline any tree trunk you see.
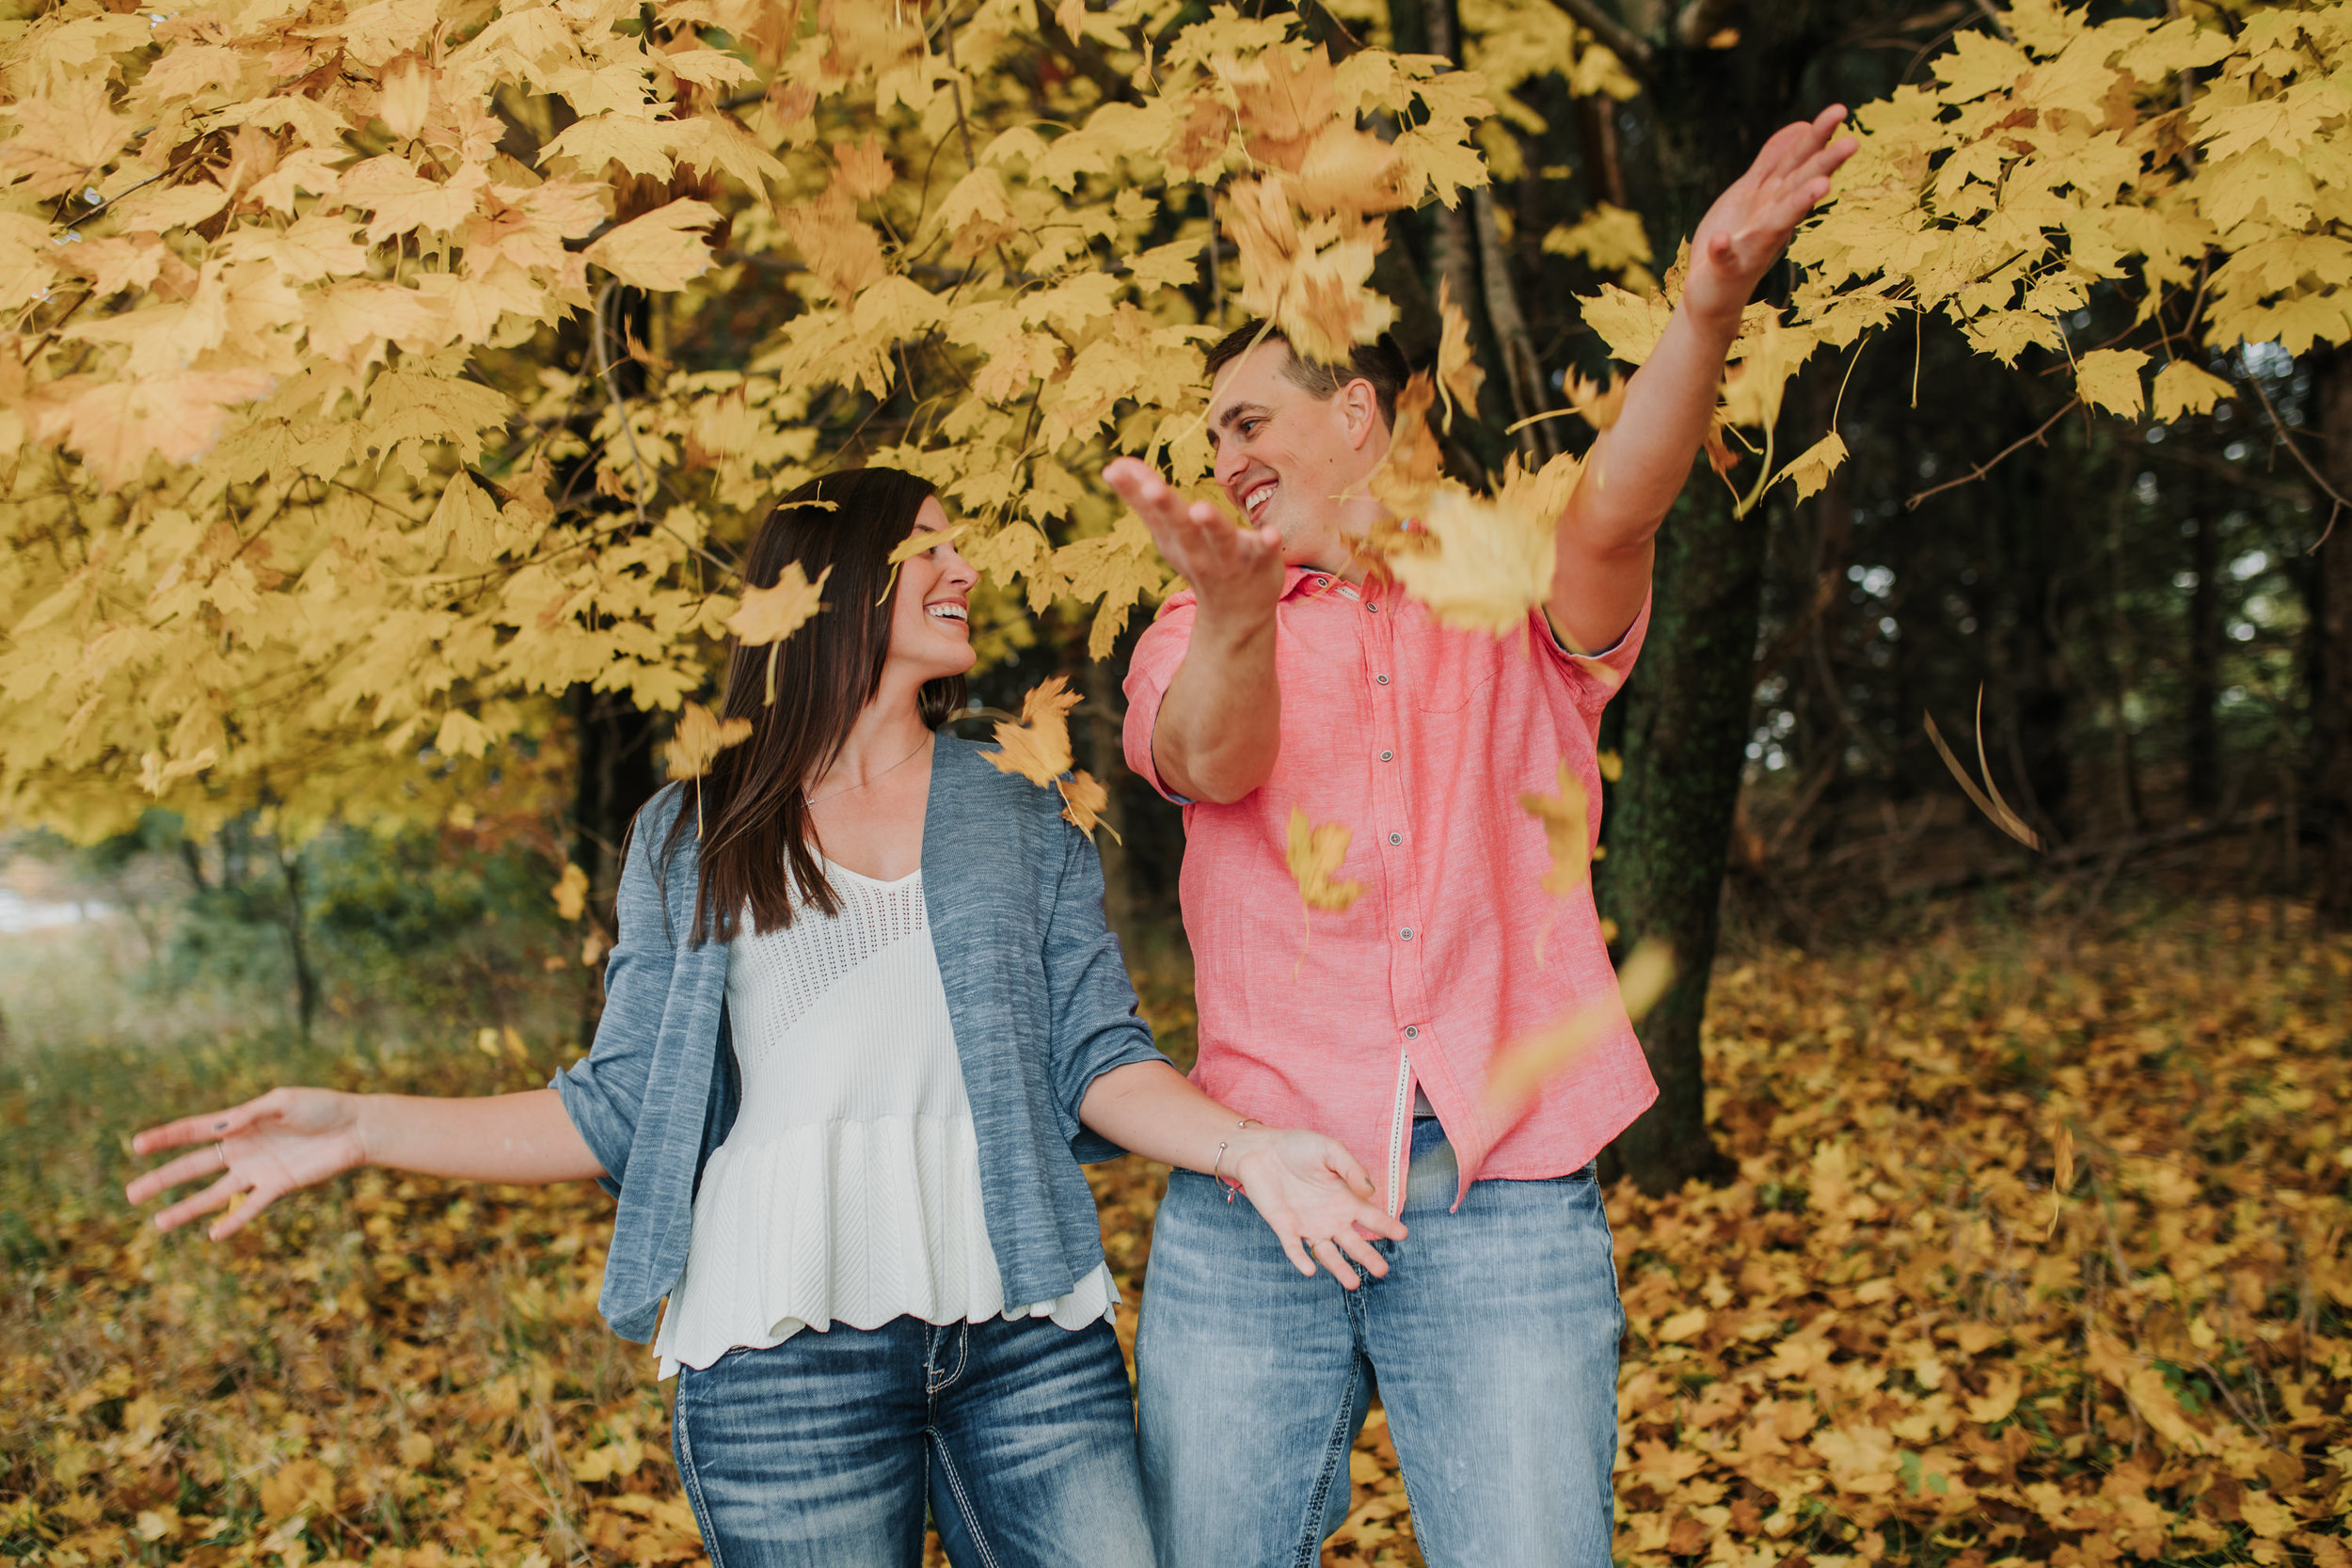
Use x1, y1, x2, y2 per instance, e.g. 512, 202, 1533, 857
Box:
2185, 502, 2221, 816
275, 836, 318, 1042
2311, 349, 2352, 926
1591, 21, 1834, 1196
1596, 479, 1759, 1194
571, 684, 661, 1034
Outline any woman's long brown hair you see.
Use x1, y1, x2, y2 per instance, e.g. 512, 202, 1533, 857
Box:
660, 467, 964, 946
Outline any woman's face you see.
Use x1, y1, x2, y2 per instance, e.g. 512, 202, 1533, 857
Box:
884, 496, 978, 685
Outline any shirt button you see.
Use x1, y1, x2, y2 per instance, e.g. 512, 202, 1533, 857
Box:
1405, 1025, 1419, 1039
1376, 673, 1390, 685
1314, 576, 1330, 587
1389, 832, 1402, 845
1400, 927, 1415, 941
1367, 602, 1380, 612
1379, 749, 1393, 762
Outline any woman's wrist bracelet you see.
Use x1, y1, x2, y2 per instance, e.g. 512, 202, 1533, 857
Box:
1211, 1118, 1260, 1203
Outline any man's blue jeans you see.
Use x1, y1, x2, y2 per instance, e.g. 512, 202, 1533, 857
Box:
1136, 1119, 1624, 1568
671, 1314, 1153, 1568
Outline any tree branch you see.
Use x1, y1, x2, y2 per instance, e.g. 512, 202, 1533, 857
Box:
1541, 0, 1655, 73
1905, 398, 2078, 511
2236, 345, 2350, 551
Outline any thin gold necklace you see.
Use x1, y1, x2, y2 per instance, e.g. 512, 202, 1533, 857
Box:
804, 734, 930, 805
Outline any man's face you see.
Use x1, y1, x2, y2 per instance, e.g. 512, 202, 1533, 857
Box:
1206, 340, 1389, 564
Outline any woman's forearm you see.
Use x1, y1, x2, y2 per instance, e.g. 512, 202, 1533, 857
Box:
359, 1088, 607, 1183
1079, 1060, 1304, 1182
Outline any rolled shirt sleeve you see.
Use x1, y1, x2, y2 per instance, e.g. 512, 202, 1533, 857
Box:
1120, 594, 1199, 804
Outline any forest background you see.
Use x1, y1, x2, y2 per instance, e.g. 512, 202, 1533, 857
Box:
4, 0, 2351, 1564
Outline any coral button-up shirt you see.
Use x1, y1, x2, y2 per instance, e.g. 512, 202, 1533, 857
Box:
1123, 566, 1658, 1213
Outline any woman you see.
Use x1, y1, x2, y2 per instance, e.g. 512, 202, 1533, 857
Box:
126, 467, 1406, 1568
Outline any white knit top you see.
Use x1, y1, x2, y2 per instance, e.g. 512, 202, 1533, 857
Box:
653, 863, 1116, 1377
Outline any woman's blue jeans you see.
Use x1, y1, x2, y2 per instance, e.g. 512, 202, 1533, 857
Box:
1135, 1119, 1626, 1568
671, 1314, 1153, 1568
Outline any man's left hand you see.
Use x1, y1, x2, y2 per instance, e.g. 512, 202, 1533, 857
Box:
1681, 105, 1857, 330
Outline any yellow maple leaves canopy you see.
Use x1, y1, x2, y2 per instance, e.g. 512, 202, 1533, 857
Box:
1, 0, 1502, 838
7, 0, 2347, 847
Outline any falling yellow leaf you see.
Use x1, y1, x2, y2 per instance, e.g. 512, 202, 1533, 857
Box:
1924, 689, 2042, 851
986, 675, 1083, 785
1368, 371, 1443, 525
661, 700, 752, 783
1286, 805, 1364, 914
1387, 482, 1557, 637
1520, 761, 1593, 896
2046, 1121, 2075, 1241
1484, 941, 1674, 1109
1597, 749, 1624, 783
726, 562, 830, 646
550, 863, 589, 922
886, 526, 964, 565
1564, 368, 1627, 431
1436, 277, 1485, 432
1057, 769, 1119, 841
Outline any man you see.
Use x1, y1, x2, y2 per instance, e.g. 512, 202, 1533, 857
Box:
1103, 108, 1857, 1567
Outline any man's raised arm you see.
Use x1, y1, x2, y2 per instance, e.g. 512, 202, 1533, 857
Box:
1547, 106, 1858, 655
1104, 457, 1287, 804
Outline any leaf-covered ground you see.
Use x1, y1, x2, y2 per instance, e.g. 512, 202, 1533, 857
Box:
2, 895, 2347, 1568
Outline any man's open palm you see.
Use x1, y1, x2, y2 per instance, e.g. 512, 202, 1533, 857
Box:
1104, 457, 1282, 618
1683, 105, 1857, 325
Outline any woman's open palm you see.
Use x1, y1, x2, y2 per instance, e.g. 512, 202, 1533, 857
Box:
1232, 1129, 1406, 1289
126, 1087, 365, 1240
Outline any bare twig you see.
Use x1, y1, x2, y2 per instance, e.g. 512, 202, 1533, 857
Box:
2235, 345, 2350, 551
1906, 398, 2079, 510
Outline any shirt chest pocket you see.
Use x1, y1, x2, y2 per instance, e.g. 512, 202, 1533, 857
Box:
1401, 624, 1505, 715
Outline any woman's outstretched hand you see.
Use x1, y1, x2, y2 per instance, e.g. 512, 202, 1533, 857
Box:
1226, 1127, 1407, 1289
126, 1087, 366, 1240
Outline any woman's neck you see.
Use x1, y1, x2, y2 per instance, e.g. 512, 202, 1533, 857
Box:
812, 687, 933, 800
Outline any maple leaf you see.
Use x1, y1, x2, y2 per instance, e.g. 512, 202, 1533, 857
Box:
1057, 770, 1119, 841
1368, 372, 1443, 523
582, 199, 722, 292
1562, 369, 1627, 432
2074, 347, 2149, 418
1435, 277, 1485, 433
986, 675, 1083, 785
726, 562, 830, 646
2150, 359, 2232, 421
662, 700, 753, 783
1387, 482, 1557, 638
1285, 804, 1363, 972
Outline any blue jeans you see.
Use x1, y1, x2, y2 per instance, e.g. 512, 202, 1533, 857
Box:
671, 1314, 1153, 1568
1136, 1119, 1624, 1568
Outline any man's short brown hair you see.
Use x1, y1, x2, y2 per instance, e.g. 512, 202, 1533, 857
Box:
1202, 320, 1409, 429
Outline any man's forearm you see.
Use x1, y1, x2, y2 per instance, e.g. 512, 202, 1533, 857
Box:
1153, 608, 1281, 803
1570, 304, 1744, 551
